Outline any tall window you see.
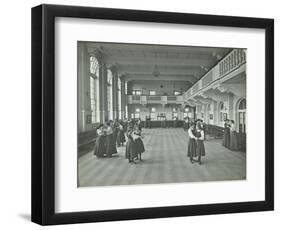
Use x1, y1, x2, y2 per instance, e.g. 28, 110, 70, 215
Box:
107, 69, 113, 120
118, 78, 122, 119
149, 90, 156, 95
238, 99, 246, 133
172, 108, 178, 120
89, 56, 99, 123
132, 90, 142, 95
220, 103, 225, 122
183, 107, 189, 118
125, 82, 128, 95
135, 108, 140, 119
151, 107, 156, 120
125, 105, 128, 119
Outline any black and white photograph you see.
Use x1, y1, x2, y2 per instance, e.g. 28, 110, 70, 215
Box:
77, 42, 247, 187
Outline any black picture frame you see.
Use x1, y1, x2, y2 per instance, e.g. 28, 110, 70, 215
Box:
31, 4, 274, 225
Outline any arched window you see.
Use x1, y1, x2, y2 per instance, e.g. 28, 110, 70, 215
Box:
238, 99, 246, 133
89, 56, 99, 123
219, 102, 226, 122
207, 104, 213, 122
107, 69, 113, 120
239, 99, 246, 110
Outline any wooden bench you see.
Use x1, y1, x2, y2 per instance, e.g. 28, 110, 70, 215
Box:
206, 124, 224, 139
78, 129, 97, 157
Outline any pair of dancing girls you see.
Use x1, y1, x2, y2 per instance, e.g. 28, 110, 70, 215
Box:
187, 121, 206, 165
125, 123, 145, 164
93, 121, 118, 158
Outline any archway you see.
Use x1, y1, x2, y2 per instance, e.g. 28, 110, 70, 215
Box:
218, 102, 226, 126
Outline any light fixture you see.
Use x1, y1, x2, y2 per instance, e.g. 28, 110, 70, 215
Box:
152, 65, 160, 77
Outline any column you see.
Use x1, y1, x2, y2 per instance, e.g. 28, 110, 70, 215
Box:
213, 101, 218, 125
112, 67, 118, 120
97, 59, 108, 123
120, 77, 126, 119
228, 93, 234, 120
78, 42, 90, 132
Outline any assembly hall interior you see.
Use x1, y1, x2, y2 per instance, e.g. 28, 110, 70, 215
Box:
77, 41, 247, 187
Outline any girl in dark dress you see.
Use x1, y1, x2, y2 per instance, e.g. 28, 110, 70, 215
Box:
105, 121, 117, 157
112, 120, 119, 147
93, 124, 106, 158
125, 126, 137, 163
183, 117, 189, 131
132, 125, 145, 161
187, 123, 197, 163
223, 119, 231, 148
229, 120, 239, 150
117, 122, 126, 146
195, 122, 206, 165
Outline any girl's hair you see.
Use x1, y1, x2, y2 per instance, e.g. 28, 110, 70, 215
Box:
196, 122, 203, 130
190, 122, 195, 127
97, 124, 103, 129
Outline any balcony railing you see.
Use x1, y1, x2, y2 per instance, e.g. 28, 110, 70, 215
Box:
184, 48, 246, 99
127, 95, 184, 104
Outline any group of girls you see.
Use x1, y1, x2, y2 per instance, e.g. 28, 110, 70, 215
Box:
93, 119, 145, 163
93, 120, 126, 158
125, 121, 145, 164
223, 119, 239, 151
187, 119, 206, 165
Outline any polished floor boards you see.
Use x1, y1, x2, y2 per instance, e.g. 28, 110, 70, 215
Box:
78, 128, 246, 187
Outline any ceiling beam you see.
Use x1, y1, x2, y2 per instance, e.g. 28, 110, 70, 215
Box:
124, 74, 197, 83
103, 55, 214, 67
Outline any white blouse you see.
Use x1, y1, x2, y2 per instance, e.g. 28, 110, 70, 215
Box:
197, 130, 204, 140
188, 128, 204, 140
188, 128, 196, 139
106, 126, 113, 135
97, 128, 103, 136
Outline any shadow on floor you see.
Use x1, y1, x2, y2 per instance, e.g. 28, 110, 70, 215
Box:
18, 213, 31, 222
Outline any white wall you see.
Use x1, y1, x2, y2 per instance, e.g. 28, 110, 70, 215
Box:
0, 0, 280, 229
128, 104, 183, 120
129, 80, 190, 95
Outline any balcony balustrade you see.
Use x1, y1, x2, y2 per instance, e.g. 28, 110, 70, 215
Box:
184, 48, 246, 100
127, 95, 184, 105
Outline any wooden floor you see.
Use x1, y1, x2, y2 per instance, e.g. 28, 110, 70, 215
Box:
78, 128, 246, 187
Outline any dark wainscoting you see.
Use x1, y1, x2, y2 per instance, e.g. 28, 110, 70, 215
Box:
78, 128, 97, 157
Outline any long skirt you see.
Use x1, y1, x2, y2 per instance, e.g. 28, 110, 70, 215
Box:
113, 128, 118, 146
125, 138, 137, 160
229, 131, 239, 150
183, 123, 188, 131
117, 130, 126, 146
187, 138, 197, 157
93, 135, 106, 157
223, 129, 230, 148
105, 134, 117, 157
135, 138, 145, 154
196, 140, 206, 157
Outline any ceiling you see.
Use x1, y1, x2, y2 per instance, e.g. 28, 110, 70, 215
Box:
86, 42, 232, 86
